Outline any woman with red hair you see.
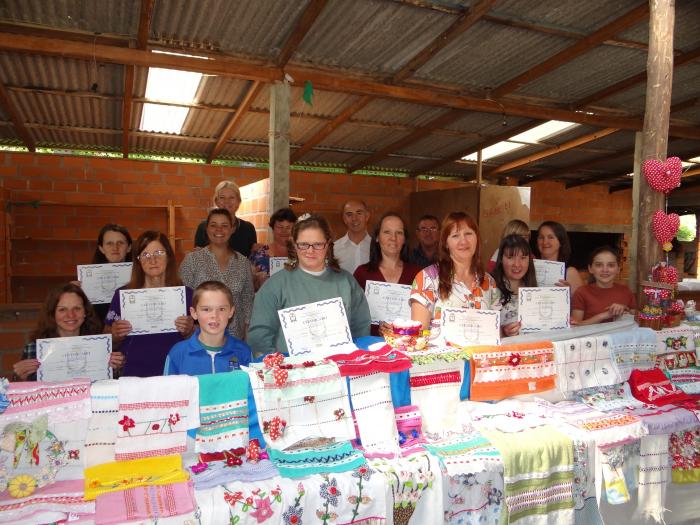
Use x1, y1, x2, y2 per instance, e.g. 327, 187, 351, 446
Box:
410, 211, 501, 329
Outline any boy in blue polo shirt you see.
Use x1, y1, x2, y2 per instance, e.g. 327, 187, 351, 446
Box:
166, 281, 251, 375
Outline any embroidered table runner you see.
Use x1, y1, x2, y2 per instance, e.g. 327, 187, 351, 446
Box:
196, 371, 249, 453
95, 480, 196, 524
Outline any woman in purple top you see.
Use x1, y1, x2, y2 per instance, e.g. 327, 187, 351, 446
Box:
105, 231, 194, 377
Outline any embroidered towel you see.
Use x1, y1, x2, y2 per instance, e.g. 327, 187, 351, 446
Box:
95, 480, 195, 524
574, 382, 644, 412
628, 368, 692, 406
84, 454, 188, 500
187, 459, 278, 489
608, 327, 657, 380
260, 358, 344, 402
196, 371, 249, 453
635, 434, 671, 524
267, 440, 366, 478
0, 479, 94, 524
468, 341, 556, 401
423, 432, 502, 477
85, 379, 119, 467
327, 345, 411, 375
115, 375, 199, 461
482, 425, 575, 525
349, 372, 399, 454
554, 335, 619, 395
394, 405, 427, 456
409, 360, 463, 435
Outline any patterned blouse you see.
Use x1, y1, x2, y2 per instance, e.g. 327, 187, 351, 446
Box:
410, 263, 501, 320
179, 248, 254, 339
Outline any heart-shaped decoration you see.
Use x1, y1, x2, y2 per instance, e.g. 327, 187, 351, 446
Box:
657, 265, 679, 285
272, 367, 288, 387
643, 157, 682, 194
652, 210, 680, 245
263, 352, 285, 369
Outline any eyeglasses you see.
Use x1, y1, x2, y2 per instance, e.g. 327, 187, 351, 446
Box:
296, 242, 327, 251
417, 226, 438, 233
137, 249, 167, 260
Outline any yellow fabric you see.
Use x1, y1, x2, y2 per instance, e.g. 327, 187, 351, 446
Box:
83, 454, 189, 500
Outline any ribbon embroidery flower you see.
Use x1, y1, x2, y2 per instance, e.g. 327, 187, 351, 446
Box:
508, 353, 522, 367
118, 415, 135, 432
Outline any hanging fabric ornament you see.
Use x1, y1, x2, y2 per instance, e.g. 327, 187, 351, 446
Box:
642, 157, 682, 194
652, 210, 680, 250
302, 80, 314, 106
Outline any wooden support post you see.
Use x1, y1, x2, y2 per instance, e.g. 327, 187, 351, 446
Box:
630, 132, 643, 292
269, 81, 290, 214
476, 149, 483, 185
637, 0, 675, 288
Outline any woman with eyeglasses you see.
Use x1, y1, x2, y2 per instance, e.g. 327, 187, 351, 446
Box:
249, 207, 297, 291
180, 208, 254, 339
247, 214, 371, 356
105, 231, 195, 377
194, 180, 257, 257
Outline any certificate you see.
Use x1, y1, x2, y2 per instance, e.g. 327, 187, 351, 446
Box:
37, 334, 112, 382
269, 257, 287, 276
119, 286, 187, 335
278, 297, 356, 357
533, 259, 566, 287
438, 307, 501, 346
518, 286, 570, 333
77, 262, 133, 304
364, 280, 412, 324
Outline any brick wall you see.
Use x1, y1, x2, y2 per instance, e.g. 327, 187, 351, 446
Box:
239, 178, 271, 243
0, 188, 8, 304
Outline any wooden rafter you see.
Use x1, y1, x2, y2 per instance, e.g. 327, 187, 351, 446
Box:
0, 82, 35, 151
349, 109, 465, 172
123, 0, 155, 157
290, 95, 371, 163
392, 0, 496, 82
277, 0, 327, 67
485, 128, 620, 177
208, 81, 264, 163
522, 146, 635, 184
410, 121, 541, 176
491, 3, 649, 97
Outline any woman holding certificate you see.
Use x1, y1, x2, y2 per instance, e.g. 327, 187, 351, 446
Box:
106, 231, 194, 377
13, 283, 114, 380
88, 224, 133, 321
247, 214, 371, 356
534, 221, 583, 294
249, 207, 297, 291
410, 211, 501, 329
180, 208, 254, 340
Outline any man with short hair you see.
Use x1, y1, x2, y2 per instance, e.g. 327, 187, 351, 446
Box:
409, 215, 440, 268
334, 200, 371, 274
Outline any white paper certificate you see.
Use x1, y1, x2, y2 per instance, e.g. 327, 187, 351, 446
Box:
37, 334, 112, 382
278, 297, 355, 357
119, 286, 187, 335
518, 286, 570, 333
77, 262, 133, 304
439, 307, 501, 346
269, 257, 287, 276
364, 280, 412, 324
533, 259, 566, 287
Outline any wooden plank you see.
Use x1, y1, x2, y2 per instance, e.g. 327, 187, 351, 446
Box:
349, 109, 464, 172
290, 95, 371, 162
0, 82, 35, 151
136, 0, 155, 49
121, 65, 134, 157
486, 128, 619, 177
208, 81, 264, 163
276, 0, 328, 67
491, 3, 649, 97
392, 0, 497, 82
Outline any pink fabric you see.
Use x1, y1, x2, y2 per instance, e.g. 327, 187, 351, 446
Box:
2, 379, 91, 425
95, 481, 195, 524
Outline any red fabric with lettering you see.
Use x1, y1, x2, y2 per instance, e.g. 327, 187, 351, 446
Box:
628, 368, 692, 406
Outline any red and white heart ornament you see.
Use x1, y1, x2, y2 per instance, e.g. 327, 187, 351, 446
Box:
652, 210, 680, 251
643, 157, 682, 194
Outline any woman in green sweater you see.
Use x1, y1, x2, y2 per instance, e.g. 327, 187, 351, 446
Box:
247, 214, 371, 356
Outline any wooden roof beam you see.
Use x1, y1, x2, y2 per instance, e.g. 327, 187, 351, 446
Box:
392, 0, 496, 82
3, 31, 700, 139
522, 146, 635, 183
290, 95, 371, 163
207, 80, 263, 163
0, 82, 35, 151
486, 127, 620, 177
349, 109, 465, 172
276, 0, 328, 67
123, 0, 155, 158
491, 3, 649, 97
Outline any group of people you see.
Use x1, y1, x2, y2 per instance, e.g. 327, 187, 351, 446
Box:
13, 180, 636, 382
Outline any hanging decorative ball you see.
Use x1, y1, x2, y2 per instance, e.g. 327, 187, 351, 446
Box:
662, 242, 673, 252
652, 210, 680, 245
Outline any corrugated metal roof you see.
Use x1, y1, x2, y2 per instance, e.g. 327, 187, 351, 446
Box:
354, 99, 446, 127
315, 122, 407, 151
30, 127, 120, 150
12, 91, 120, 129
396, 133, 469, 158
619, 0, 700, 52
131, 134, 210, 156
444, 113, 533, 135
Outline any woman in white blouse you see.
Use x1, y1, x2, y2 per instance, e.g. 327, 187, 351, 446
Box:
180, 208, 254, 339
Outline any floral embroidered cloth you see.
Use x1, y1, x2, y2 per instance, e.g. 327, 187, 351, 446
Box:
409, 360, 463, 435
0, 479, 93, 524
115, 375, 199, 461
669, 428, 700, 483
554, 335, 620, 395
258, 358, 345, 403
482, 425, 575, 525
574, 382, 644, 412
467, 341, 556, 401
187, 459, 279, 490
94, 480, 196, 524
84, 454, 188, 500
85, 380, 119, 468
607, 327, 657, 381
196, 371, 249, 453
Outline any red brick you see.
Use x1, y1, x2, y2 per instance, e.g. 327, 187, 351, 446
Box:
9, 153, 35, 165
0, 332, 28, 350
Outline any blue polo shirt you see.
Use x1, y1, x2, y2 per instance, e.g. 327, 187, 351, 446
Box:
165, 328, 252, 376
